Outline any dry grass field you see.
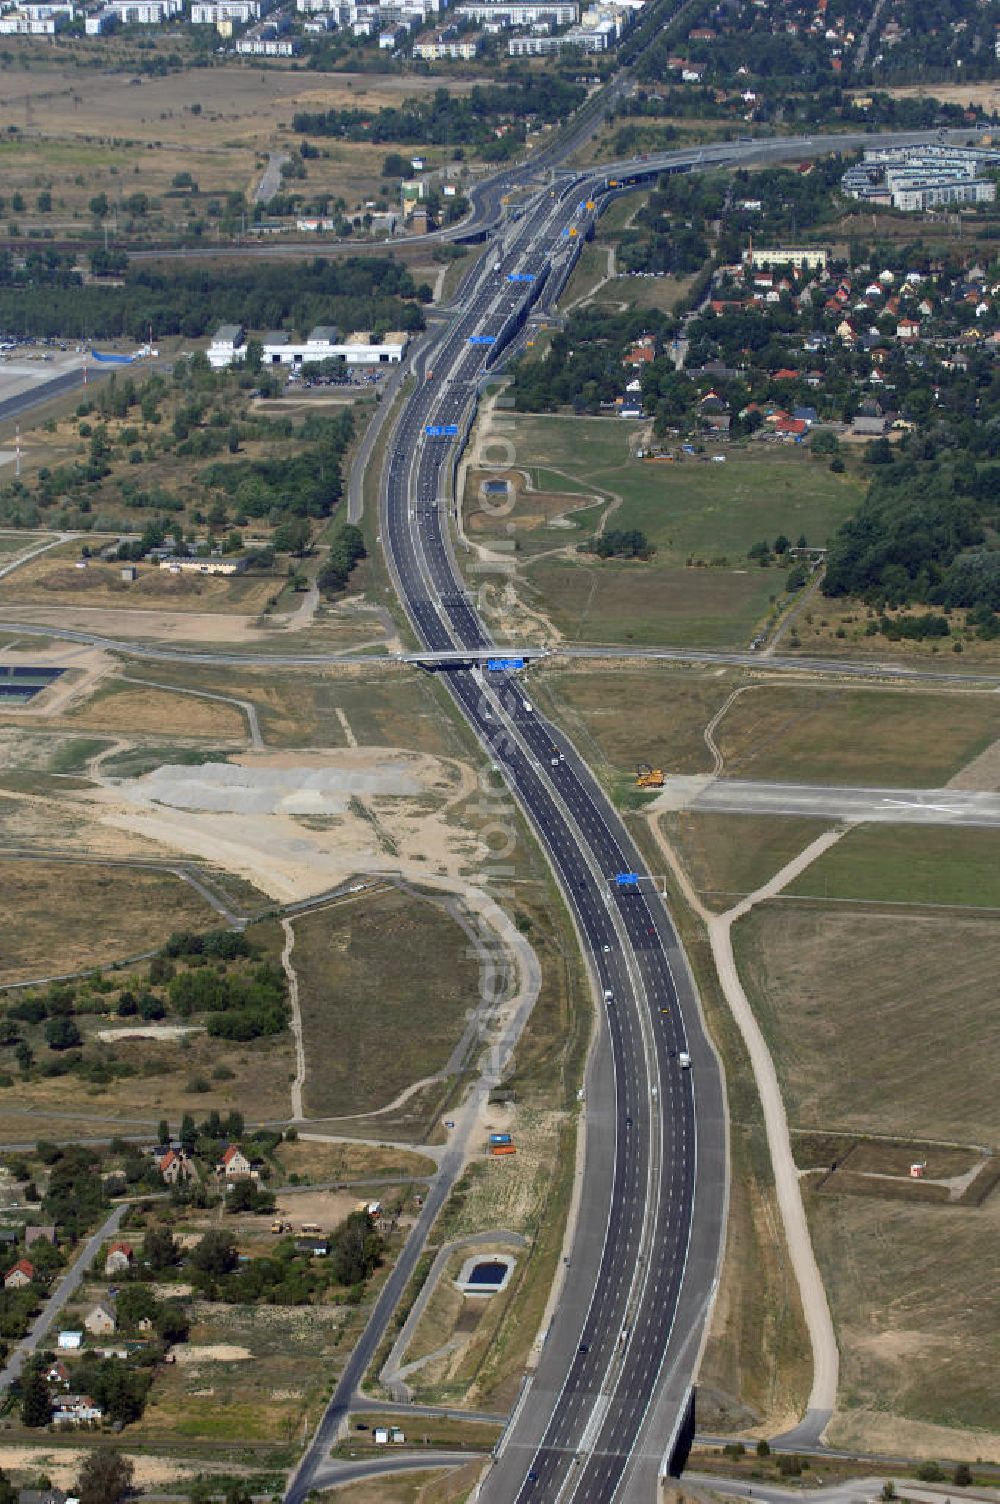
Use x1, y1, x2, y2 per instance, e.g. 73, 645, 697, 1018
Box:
531, 663, 732, 775
714, 682, 999, 787
732, 902, 999, 1446
66, 679, 247, 739
80, 663, 462, 754
293, 886, 480, 1118
0, 857, 216, 983
0, 62, 473, 227
0, 1026, 297, 1124
274, 1138, 436, 1183
733, 906, 998, 1148
813, 1194, 1000, 1456
0, 552, 278, 615
136, 1299, 351, 1445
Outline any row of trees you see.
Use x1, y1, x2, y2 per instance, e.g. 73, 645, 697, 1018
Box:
292, 78, 585, 148
0, 256, 429, 342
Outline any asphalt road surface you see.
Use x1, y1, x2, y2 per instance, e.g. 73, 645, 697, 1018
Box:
0, 365, 86, 424
2, 615, 998, 692
342, 172, 727, 1504
127, 128, 978, 264
653, 777, 1000, 827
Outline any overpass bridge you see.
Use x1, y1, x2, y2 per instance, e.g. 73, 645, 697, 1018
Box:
400, 647, 548, 666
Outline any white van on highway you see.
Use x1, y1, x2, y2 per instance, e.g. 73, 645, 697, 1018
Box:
678, 1051, 691, 1069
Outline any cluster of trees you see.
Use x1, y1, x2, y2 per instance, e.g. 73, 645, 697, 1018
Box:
617, 208, 708, 279
167, 960, 288, 1042
0, 924, 290, 1095
512, 306, 673, 414
0, 257, 429, 342
21, 1353, 154, 1427
823, 453, 997, 612
292, 78, 585, 153
202, 410, 354, 524
1, 361, 354, 542
877, 612, 951, 640
0, 248, 79, 288
587, 528, 654, 560
40, 1144, 108, 1238
858, 0, 1000, 84
318, 523, 366, 596
186, 1208, 382, 1303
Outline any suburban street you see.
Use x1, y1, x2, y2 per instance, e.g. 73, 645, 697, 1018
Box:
0, 1202, 127, 1391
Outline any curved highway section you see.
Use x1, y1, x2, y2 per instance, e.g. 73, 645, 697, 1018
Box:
377, 176, 726, 1501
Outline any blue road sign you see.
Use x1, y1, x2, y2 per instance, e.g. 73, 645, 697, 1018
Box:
468, 335, 497, 345
615, 873, 641, 888
425, 424, 459, 437
507, 272, 536, 283
487, 657, 526, 671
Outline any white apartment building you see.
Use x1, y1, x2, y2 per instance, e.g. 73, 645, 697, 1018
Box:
0, 7, 71, 30
84, 0, 180, 29
413, 29, 479, 54
456, 0, 576, 21
192, 0, 271, 21
234, 29, 297, 47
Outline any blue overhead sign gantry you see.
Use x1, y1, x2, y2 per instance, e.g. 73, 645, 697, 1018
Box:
507, 272, 535, 283
615, 873, 641, 888
487, 656, 526, 672
468, 334, 497, 345
425, 424, 460, 437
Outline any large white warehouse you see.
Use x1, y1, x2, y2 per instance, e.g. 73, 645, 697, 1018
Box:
208, 324, 408, 370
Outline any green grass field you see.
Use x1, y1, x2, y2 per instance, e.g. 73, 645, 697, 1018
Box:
788, 825, 1000, 909
511, 415, 862, 562
531, 664, 733, 774
662, 811, 830, 910
522, 557, 779, 648
504, 415, 862, 647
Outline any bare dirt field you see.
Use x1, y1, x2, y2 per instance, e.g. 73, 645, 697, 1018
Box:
0, 1445, 244, 1489
850, 84, 1000, 110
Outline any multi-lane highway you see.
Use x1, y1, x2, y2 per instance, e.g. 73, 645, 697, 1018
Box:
368, 170, 727, 1501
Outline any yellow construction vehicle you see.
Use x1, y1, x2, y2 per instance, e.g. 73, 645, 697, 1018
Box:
635, 763, 665, 790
